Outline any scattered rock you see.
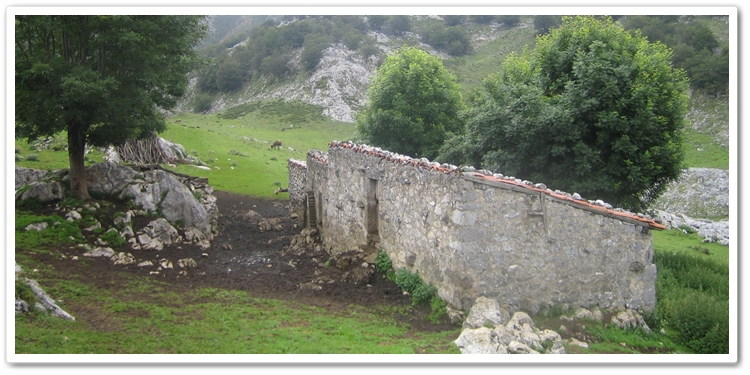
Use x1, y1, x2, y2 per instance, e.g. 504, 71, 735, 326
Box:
83, 247, 115, 258
178, 258, 197, 268
611, 309, 652, 334
24, 222, 48, 232
111, 252, 136, 265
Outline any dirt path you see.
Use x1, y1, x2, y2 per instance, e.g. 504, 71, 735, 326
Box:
25, 190, 458, 333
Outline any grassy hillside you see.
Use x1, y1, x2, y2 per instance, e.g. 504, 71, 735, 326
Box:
443, 19, 537, 95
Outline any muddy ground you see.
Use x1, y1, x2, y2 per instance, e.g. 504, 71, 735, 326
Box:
23, 190, 459, 334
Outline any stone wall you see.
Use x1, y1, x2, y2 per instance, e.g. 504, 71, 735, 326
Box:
290, 142, 664, 314
288, 158, 308, 219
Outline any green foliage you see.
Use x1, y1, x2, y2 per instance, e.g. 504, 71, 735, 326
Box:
192, 93, 214, 113
16, 280, 38, 306
622, 15, 729, 94
497, 15, 521, 26
421, 23, 472, 56
368, 15, 389, 31
374, 250, 394, 275
15, 15, 206, 199
393, 268, 436, 305
384, 15, 411, 36
678, 224, 697, 234
15, 212, 85, 250
99, 229, 126, 247
216, 58, 246, 92
533, 15, 561, 35
469, 15, 495, 25
356, 47, 465, 159
25, 154, 40, 162
651, 235, 730, 354
442, 15, 464, 27
441, 16, 689, 211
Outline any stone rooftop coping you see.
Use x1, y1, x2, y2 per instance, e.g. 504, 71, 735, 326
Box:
304, 141, 666, 231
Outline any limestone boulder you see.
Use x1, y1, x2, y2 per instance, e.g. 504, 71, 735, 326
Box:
454, 327, 506, 354
143, 218, 180, 245
16, 180, 66, 202
15, 167, 52, 190
463, 296, 511, 329
85, 161, 140, 195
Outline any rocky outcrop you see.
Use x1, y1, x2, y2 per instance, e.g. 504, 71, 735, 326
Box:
652, 168, 729, 220
654, 209, 729, 246
15, 162, 218, 245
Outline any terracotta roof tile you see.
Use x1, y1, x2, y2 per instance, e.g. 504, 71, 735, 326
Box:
325, 141, 665, 230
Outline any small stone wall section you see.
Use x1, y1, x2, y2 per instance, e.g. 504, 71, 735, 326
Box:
292, 141, 661, 314
288, 158, 308, 219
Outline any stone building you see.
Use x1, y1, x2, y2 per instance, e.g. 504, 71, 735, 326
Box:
288, 141, 665, 314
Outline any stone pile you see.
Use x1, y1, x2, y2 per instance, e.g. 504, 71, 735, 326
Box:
454, 297, 565, 354
454, 298, 654, 354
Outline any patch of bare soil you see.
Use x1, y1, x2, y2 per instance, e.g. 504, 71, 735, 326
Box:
23, 190, 459, 336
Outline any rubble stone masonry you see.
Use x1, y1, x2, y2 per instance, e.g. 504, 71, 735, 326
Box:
289, 142, 662, 314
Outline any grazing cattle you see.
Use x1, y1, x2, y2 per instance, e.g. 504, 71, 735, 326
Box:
272, 140, 282, 150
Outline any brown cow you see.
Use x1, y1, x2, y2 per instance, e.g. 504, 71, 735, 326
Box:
271, 140, 282, 150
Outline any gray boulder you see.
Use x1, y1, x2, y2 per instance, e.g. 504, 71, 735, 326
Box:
454, 327, 506, 354
15, 167, 51, 190
143, 218, 180, 245
16, 180, 66, 202
463, 296, 510, 329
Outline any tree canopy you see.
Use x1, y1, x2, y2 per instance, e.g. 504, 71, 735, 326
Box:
356, 47, 464, 159
15, 15, 206, 199
439, 16, 689, 211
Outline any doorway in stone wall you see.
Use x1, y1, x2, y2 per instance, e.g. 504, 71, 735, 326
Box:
366, 178, 379, 242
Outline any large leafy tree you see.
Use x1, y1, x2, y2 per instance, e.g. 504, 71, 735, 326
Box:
356, 47, 464, 159
15, 15, 206, 200
440, 16, 689, 211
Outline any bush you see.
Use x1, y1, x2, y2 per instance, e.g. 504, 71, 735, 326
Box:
192, 93, 213, 113
99, 229, 126, 247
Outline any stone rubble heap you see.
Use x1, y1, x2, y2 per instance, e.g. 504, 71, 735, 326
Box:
454, 297, 654, 354
454, 297, 566, 354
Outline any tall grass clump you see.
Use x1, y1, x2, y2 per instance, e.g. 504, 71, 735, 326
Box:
652, 250, 729, 353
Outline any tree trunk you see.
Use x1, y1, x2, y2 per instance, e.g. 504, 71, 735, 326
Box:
67, 121, 91, 200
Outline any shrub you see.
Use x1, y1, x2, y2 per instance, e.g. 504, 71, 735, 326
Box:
653, 250, 729, 353
193, 93, 214, 113
25, 154, 39, 162
375, 250, 393, 274
99, 229, 126, 247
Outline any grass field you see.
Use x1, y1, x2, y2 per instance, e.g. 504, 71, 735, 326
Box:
159, 101, 355, 198
15, 278, 460, 354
